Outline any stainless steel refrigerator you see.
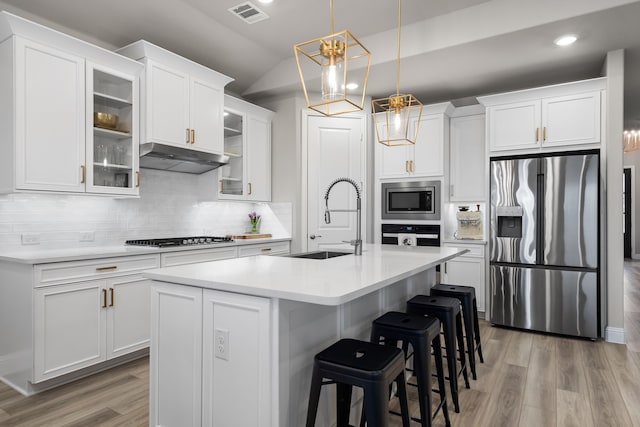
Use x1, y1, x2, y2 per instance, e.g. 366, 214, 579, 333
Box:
489, 151, 600, 338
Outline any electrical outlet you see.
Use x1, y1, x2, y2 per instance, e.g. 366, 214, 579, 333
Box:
21, 233, 40, 245
79, 231, 95, 242
214, 328, 230, 361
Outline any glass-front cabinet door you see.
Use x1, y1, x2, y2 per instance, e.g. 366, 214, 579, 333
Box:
219, 108, 245, 198
86, 63, 139, 195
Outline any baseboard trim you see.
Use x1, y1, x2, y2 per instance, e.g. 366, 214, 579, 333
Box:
605, 327, 625, 344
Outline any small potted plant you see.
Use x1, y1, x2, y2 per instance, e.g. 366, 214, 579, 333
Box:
248, 211, 261, 233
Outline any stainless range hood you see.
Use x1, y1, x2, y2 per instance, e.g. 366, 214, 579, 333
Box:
139, 143, 229, 174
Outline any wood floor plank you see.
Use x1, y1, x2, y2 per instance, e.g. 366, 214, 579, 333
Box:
556, 338, 588, 393
478, 363, 527, 427
556, 389, 594, 427
503, 331, 533, 367
518, 404, 555, 427
522, 343, 556, 412
61, 408, 121, 427
603, 342, 640, 426
582, 359, 633, 426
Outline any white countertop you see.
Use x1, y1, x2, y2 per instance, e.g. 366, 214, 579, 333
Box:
442, 239, 487, 245
0, 237, 291, 264
144, 244, 468, 306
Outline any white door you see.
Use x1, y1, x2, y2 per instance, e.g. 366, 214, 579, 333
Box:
443, 257, 485, 311
106, 274, 151, 359
34, 280, 106, 382
379, 144, 411, 179
15, 38, 85, 192
246, 114, 271, 201
190, 77, 224, 153
488, 100, 541, 151
147, 61, 190, 147
306, 114, 365, 251
541, 92, 601, 147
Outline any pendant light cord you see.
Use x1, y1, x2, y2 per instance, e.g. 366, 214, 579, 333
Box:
330, 0, 334, 34
395, 0, 402, 96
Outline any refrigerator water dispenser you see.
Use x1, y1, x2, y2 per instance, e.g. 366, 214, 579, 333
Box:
496, 206, 523, 238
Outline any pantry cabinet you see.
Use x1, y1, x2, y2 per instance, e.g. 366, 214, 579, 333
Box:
377, 102, 453, 179
117, 40, 233, 155
219, 95, 274, 201
0, 12, 143, 196
479, 78, 604, 153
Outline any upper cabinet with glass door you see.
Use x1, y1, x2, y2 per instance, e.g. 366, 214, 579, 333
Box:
87, 64, 139, 195
219, 95, 273, 201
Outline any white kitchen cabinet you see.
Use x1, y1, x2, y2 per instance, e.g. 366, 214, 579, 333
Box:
480, 78, 604, 153
219, 95, 274, 201
201, 289, 271, 426
377, 102, 453, 179
449, 112, 486, 201
0, 13, 143, 196
149, 283, 272, 427
160, 246, 238, 267
117, 40, 233, 155
237, 241, 290, 257
86, 62, 140, 195
441, 243, 486, 312
150, 282, 203, 427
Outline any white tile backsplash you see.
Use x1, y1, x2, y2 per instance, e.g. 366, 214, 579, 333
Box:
0, 169, 292, 250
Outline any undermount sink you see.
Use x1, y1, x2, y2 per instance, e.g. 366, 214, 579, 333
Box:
287, 250, 352, 260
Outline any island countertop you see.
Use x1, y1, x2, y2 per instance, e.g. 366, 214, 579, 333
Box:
144, 244, 467, 305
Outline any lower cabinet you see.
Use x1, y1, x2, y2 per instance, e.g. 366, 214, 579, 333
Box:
150, 283, 271, 427
441, 243, 486, 312
237, 241, 290, 257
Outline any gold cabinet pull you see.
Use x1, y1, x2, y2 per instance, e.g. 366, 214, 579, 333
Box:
190, 129, 195, 144
261, 248, 272, 252
248, 182, 252, 195
405, 160, 409, 172
101, 289, 107, 308
96, 265, 118, 272
109, 288, 114, 307
136, 171, 140, 188
219, 180, 224, 192
80, 165, 86, 183
410, 160, 414, 172
535, 127, 539, 142
186, 128, 191, 143
543, 127, 547, 141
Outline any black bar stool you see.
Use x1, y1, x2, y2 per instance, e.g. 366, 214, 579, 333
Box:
306, 338, 411, 427
406, 295, 470, 413
369, 311, 451, 427
431, 284, 485, 380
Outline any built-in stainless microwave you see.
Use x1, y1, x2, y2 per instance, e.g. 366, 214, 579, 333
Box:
381, 180, 441, 220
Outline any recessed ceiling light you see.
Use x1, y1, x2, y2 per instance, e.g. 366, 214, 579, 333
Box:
345, 83, 358, 90
554, 35, 577, 46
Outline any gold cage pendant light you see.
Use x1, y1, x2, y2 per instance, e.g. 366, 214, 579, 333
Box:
294, 0, 371, 116
372, 0, 423, 146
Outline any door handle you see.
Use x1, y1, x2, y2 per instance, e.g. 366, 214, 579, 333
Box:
248, 182, 252, 195
309, 234, 322, 240
543, 127, 547, 141
186, 128, 191, 144
535, 127, 540, 142
101, 289, 107, 308
109, 288, 114, 307
190, 129, 195, 144
80, 165, 86, 184
136, 171, 140, 188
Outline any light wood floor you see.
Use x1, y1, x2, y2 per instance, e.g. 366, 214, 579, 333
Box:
1, 262, 640, 427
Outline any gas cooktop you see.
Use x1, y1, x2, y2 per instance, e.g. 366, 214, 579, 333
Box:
125, 236, 233, 248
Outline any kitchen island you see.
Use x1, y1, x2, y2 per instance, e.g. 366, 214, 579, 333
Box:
144, 243, 467, 427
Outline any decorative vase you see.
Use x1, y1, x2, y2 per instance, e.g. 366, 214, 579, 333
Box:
250, 218, 260, 233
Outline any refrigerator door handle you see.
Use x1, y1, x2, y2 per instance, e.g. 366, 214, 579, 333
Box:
536, 173, 544, 265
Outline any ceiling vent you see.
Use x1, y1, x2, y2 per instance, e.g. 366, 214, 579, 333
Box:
228, 2, 269, 24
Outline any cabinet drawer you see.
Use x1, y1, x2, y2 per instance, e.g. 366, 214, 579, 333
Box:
35, 255, 160, 287
443, 243, 485, 258
237, 241, 290, 257
161, 247, 238, 267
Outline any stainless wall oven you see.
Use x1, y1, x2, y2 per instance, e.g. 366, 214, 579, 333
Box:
381, 180, 441, 220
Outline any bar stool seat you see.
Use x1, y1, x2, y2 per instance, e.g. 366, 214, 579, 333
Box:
306, 338, 411, 427
431, 283, 485, 380
407, 295, 470, 413
370, 311, 451, 427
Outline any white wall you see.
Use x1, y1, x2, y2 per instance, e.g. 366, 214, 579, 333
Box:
0, 169, 291, 251
604, 49, 625, 342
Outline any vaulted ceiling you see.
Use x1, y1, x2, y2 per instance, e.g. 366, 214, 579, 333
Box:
2, 0, 640, 127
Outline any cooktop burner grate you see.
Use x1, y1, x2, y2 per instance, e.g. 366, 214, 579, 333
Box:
125, 236, 233, 247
